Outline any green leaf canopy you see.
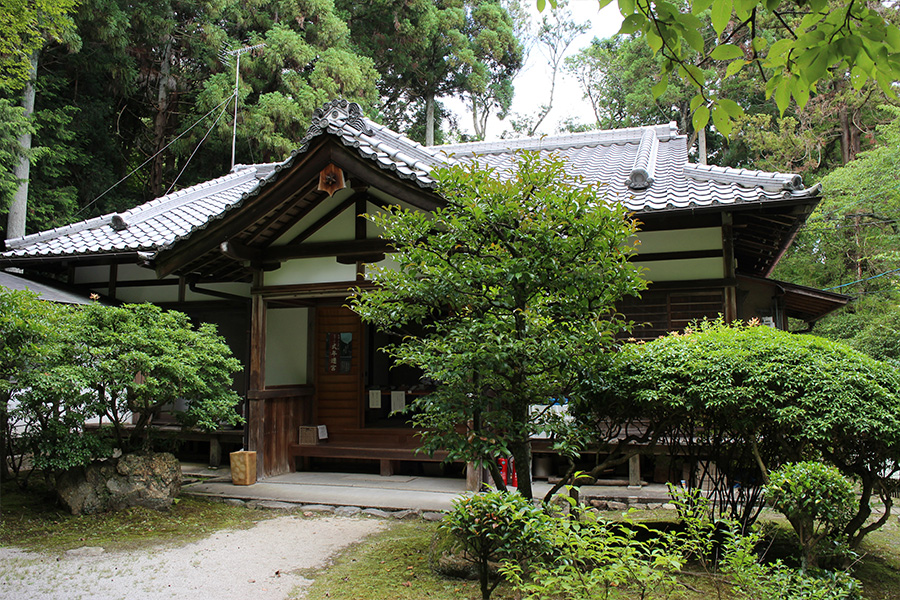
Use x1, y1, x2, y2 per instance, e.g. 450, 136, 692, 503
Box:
352, 153, 646, 498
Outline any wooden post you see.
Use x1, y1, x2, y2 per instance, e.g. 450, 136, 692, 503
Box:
209, 437, 221, 468
628, 453, 642, 489
466, 462, 484, 492
248, 269, 267, 479
722, 212, 737, 322
108, 263, 118, 300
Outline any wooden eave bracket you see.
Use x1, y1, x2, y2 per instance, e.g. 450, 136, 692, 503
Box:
318, 163, 346, 197
220, 240, 281, 271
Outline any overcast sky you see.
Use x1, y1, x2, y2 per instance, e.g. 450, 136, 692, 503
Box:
445, 0, 624, 141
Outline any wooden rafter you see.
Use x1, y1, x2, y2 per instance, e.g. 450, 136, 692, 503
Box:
241, 179, 322, 245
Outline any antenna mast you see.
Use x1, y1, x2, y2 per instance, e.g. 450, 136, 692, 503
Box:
221, 43, 266, 170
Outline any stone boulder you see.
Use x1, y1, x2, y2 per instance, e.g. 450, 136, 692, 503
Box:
56, 452, 182, 515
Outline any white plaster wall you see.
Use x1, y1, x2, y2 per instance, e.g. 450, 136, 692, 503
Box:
271, 188, 355, 246
265, 307, 309, 386
632, 227, 722, 254
264, 257, 357, 286
637, 257, 724, 282
72, 265, 112, 285
305, 208, 356, 243
115, 263, 159, 281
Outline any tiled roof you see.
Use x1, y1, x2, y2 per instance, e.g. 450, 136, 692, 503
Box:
2, 166, 272, 260
285, 98, 452, 186
0, 272, 97, 304
436, 122, 819, 214
1, 99, 819, 263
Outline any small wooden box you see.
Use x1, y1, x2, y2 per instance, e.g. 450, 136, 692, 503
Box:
229, 451, 257, 486
299, 426, 320, 446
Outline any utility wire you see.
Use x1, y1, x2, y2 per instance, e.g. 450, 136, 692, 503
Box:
164, 97, 234, 196
76, 94, 234, 218
824, 266, 900, 290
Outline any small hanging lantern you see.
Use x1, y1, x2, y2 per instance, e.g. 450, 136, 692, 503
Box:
318, 163, 346, 197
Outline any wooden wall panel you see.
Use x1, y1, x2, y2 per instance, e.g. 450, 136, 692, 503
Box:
618, 289, 725, 341
263, 394, 310, 476
314, 305, 364, 432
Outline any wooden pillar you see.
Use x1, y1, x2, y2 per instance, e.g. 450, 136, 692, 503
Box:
247, 269, 267, 479
628, 453, 642, 489
466, 462, 485, 492
209, 437, 221, 468
108, 263, 118, 300
722, 212, 737, 322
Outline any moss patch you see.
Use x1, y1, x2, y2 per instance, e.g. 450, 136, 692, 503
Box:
1, 479, 260, 552
303, 521, 507, 600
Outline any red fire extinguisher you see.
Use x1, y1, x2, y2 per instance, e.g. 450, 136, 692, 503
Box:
497, 457, 508, 485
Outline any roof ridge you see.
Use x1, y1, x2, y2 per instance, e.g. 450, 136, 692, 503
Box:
626, 128, 660, 190
4, 167, 261, 249
683, 163, 804, 190
119, 167, 260, 227
437, 122, 680, 156
363, 120, 456, 169
5, 213, 113, 249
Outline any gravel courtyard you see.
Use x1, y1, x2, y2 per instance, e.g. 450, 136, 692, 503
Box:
0, 515, 384, 600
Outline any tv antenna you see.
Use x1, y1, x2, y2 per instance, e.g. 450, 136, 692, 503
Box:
220, 42, 266, 170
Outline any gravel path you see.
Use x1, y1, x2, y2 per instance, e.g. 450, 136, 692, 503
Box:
0, 515, 385, 600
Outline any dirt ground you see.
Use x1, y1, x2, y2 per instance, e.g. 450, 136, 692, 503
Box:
0, 515, 385, 600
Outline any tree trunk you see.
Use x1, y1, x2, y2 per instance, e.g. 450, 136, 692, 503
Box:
471, 96, 486, 141
1, 391, 10, 482
840, 105, 851, 165
425, 92, 435, 146
698, 127, 707, 165
509, 437, 532, 499
6, 51, 38, 240
149, 38, 175, 198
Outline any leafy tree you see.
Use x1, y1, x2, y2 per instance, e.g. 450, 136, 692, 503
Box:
0, 99, 33, 223
507, 1, 587, 137
774, 110, 900, 349
591, 320, 900, 547
351, 153, 645, 499
8, 308, 107, 480
564, 33, 719, 154
0, 0, 80, 240
442, 489, 553, 599
729, 81, 898, 175
78, 303, 243, 452
564, 12, 897, 173
2, 0, 379, 236
338, 0, 523, 144
778, 110, 900, 291
0, 0, 78, 90
540, 0, 900, 137
1, 288, 56, 481
4, 299, 243, 482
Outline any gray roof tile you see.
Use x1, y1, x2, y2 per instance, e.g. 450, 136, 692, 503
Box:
1, 99, 819, 263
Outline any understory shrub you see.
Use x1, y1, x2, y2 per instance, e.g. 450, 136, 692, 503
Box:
450, 489, 860, 600
2, 290, 243, 492
584, 319, 900, 547
766, 462, 857, 570
440, 488, 553, 599
502, 513, 685, 600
